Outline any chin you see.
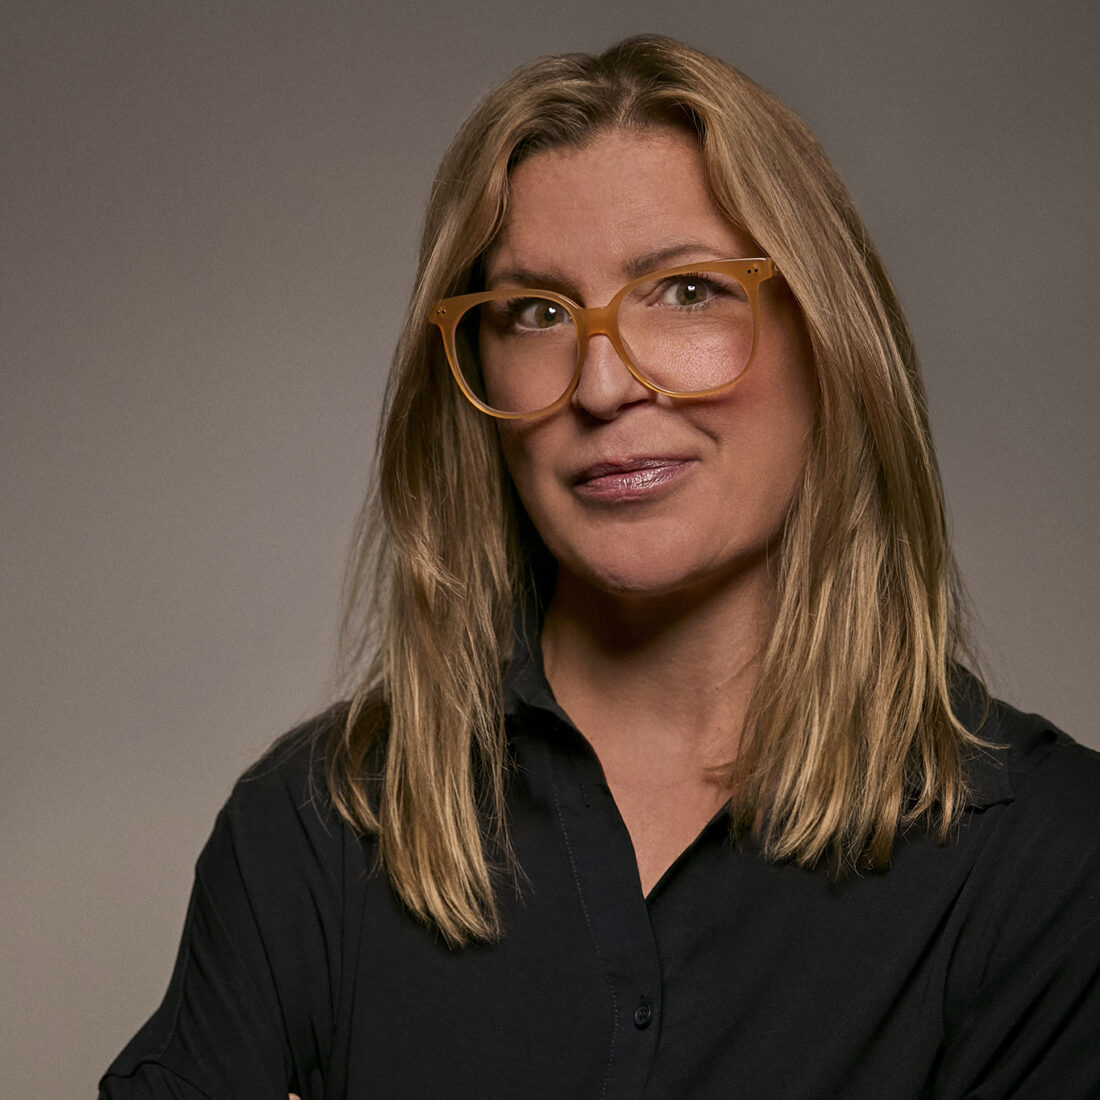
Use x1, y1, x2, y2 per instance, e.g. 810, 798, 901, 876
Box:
580, 569, 685, 600
558, 550, 723, 603
553, 533, 778, 607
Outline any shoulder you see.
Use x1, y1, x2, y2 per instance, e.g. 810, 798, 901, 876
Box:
203, 704, 365, 887
935, 696, 1100, 1094
232, 704, 343, 809
951, 692, 1100, 966
972, 692, 1100, 839
947, 675, 1100, 941
953, 669, 1100, 832
186, 705, 379, 991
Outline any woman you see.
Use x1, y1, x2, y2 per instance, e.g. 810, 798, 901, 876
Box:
101, 35, 1100, 1098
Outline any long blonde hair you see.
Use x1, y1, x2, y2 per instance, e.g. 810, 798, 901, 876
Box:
330, 35, 982, 945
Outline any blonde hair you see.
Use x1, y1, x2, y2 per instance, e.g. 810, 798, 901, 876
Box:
330, 35, 983, 945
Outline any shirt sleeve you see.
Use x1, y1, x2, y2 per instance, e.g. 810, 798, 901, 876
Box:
99, 726, 346, 1100
935, 730, 1100, 1098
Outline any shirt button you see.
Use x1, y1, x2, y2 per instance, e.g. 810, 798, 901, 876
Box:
633, 1001, 653, 1029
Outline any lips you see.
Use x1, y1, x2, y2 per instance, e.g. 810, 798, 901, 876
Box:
571, 456, 694, 500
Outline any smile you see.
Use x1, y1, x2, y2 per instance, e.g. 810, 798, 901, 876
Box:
572, 457, 694, 502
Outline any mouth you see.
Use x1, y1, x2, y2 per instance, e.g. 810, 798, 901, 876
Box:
571, 457, 694, 501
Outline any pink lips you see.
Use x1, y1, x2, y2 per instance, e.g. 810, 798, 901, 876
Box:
572, 457, 693, 501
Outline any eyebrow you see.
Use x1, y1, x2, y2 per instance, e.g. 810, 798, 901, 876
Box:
623, 240, 726, 279
486, 239, 731, 295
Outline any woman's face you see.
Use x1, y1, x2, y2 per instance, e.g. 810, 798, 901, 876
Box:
487, 127, 816, 603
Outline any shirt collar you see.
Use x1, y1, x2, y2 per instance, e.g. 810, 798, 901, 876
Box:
502, 599, 570, 724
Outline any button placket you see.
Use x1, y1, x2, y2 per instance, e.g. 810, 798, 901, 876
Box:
539, 731, 664, 1097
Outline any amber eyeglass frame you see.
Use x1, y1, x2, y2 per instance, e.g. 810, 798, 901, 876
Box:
429, 257, 778, 419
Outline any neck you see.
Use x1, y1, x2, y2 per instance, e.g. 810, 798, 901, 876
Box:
541, 565, 776, 767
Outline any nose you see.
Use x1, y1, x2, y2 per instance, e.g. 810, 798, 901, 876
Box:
571, 332, 654, 420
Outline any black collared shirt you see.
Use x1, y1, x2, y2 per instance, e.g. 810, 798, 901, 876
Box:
101, 649, 1100, 1099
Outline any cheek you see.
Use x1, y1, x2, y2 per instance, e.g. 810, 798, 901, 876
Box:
496, 421, 589, 570
756, 316, 817, 476
496, 424, 550, 519
707, 350, 816, 518
496, 425, 527, 488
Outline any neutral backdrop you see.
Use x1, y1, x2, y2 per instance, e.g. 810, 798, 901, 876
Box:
3, 2, 1098, 1094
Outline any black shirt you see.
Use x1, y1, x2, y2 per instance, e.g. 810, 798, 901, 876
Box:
101, 647, 1100, 1099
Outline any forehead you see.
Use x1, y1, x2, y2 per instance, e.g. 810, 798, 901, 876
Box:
485, 127, 753, 286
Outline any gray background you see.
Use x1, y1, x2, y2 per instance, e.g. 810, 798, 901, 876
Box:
3, 2, 1097, 1094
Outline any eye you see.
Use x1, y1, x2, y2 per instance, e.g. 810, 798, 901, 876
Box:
651, 273, 746, 309
509, 297, 569, 331
664, 277, 713, 306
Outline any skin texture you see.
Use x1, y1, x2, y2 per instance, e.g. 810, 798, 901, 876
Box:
490, 127, 819, 893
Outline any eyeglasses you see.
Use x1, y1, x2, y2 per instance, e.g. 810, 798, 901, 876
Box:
429, 258, 778, 419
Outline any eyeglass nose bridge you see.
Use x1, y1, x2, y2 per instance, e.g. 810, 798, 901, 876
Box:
567, 300, 654, 397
